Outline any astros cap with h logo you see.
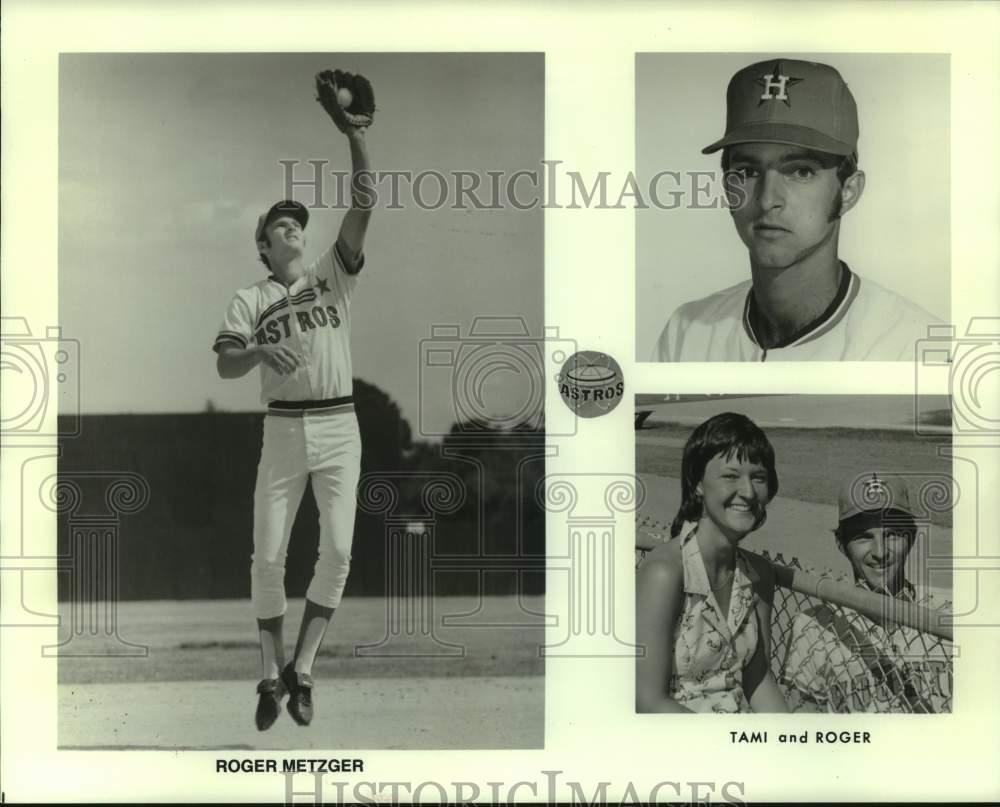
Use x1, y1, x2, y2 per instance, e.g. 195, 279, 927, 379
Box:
835, 471, 917, 542
702, 59, 859, 156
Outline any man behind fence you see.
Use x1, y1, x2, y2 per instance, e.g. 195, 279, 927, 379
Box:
782, 472, 952, 713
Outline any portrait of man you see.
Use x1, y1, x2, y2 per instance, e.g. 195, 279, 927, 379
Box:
781, 472, 952, 713
637, 55, 949, 362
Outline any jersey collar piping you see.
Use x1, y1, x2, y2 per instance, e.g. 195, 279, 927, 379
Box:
743, 262, 859, 351
267, 268, 309, 293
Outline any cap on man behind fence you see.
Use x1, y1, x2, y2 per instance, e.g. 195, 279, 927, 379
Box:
835, 471, 917, 542
702, 59, 859, 156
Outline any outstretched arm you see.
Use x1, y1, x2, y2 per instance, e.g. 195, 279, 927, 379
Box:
338, 130, 374, 265
315, 69, 376, 268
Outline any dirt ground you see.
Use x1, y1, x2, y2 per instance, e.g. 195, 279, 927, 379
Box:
59, 675, 543, 750
57, 595, 544, 750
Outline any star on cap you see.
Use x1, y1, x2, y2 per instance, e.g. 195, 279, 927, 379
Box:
315, 277, 331, 295
755, 61, 804, 108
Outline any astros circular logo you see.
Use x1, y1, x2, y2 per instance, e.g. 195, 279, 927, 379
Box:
557, 351, 625, 418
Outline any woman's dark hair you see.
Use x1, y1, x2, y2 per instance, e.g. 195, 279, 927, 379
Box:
669, 412, 779, 537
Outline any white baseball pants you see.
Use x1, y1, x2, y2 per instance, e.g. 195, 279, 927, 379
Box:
250, 409, 362, 618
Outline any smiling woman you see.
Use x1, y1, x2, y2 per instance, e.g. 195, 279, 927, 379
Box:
635, 413, 789, 713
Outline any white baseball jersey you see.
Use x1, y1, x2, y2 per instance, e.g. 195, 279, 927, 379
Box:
782, 582, 952, 713
213, 243, 361, 401
653, 265, 942, 362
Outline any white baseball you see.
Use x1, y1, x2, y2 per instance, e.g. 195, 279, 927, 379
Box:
336, 87, 353, 108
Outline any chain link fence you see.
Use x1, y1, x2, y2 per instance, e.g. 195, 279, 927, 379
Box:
636, 514, 954, 713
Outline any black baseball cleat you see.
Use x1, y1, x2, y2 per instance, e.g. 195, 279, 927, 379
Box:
281, 662, 315, 726
255, 677, 286, 731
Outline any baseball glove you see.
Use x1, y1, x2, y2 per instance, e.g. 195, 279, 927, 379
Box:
315, 69, 375, 131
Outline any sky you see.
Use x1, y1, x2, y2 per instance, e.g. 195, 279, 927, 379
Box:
59, 53, 544, 434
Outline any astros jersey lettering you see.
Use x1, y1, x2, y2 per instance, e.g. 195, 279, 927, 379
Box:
213, 243, 361, 402
653, 266, 942, 362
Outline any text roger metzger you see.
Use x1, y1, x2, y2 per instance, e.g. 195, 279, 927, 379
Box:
216, 758, 365, 773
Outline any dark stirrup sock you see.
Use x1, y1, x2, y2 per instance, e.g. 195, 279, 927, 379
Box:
292, 598, 336, 675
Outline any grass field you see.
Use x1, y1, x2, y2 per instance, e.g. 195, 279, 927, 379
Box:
57, 596, 544, 750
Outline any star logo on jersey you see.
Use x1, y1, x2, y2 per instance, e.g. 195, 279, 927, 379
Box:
756, 62, 803, 107
315, 277, 331, 295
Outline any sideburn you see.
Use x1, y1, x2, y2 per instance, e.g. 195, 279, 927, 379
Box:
828, 191, 844, 221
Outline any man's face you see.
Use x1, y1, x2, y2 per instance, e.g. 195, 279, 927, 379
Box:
262, 215, 306, 263
697, 452, 772, 540
842, 526, 912, 593
724, 143, 862, 271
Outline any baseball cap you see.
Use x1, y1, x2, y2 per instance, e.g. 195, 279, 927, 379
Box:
836, 472, 917, 541
255, 200, 309, 246
702, 59, 858, 156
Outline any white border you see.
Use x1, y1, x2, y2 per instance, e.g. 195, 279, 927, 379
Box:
2, 0, 999, 802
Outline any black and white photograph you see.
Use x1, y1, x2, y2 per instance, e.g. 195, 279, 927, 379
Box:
3, 2, 1000, 804
635, 394, 953, 714
635, 53, 951, 362
50, 52, 546, 750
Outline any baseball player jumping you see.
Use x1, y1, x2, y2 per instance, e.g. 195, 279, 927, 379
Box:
653, 59, 941, 362
213, 70, 376, 730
